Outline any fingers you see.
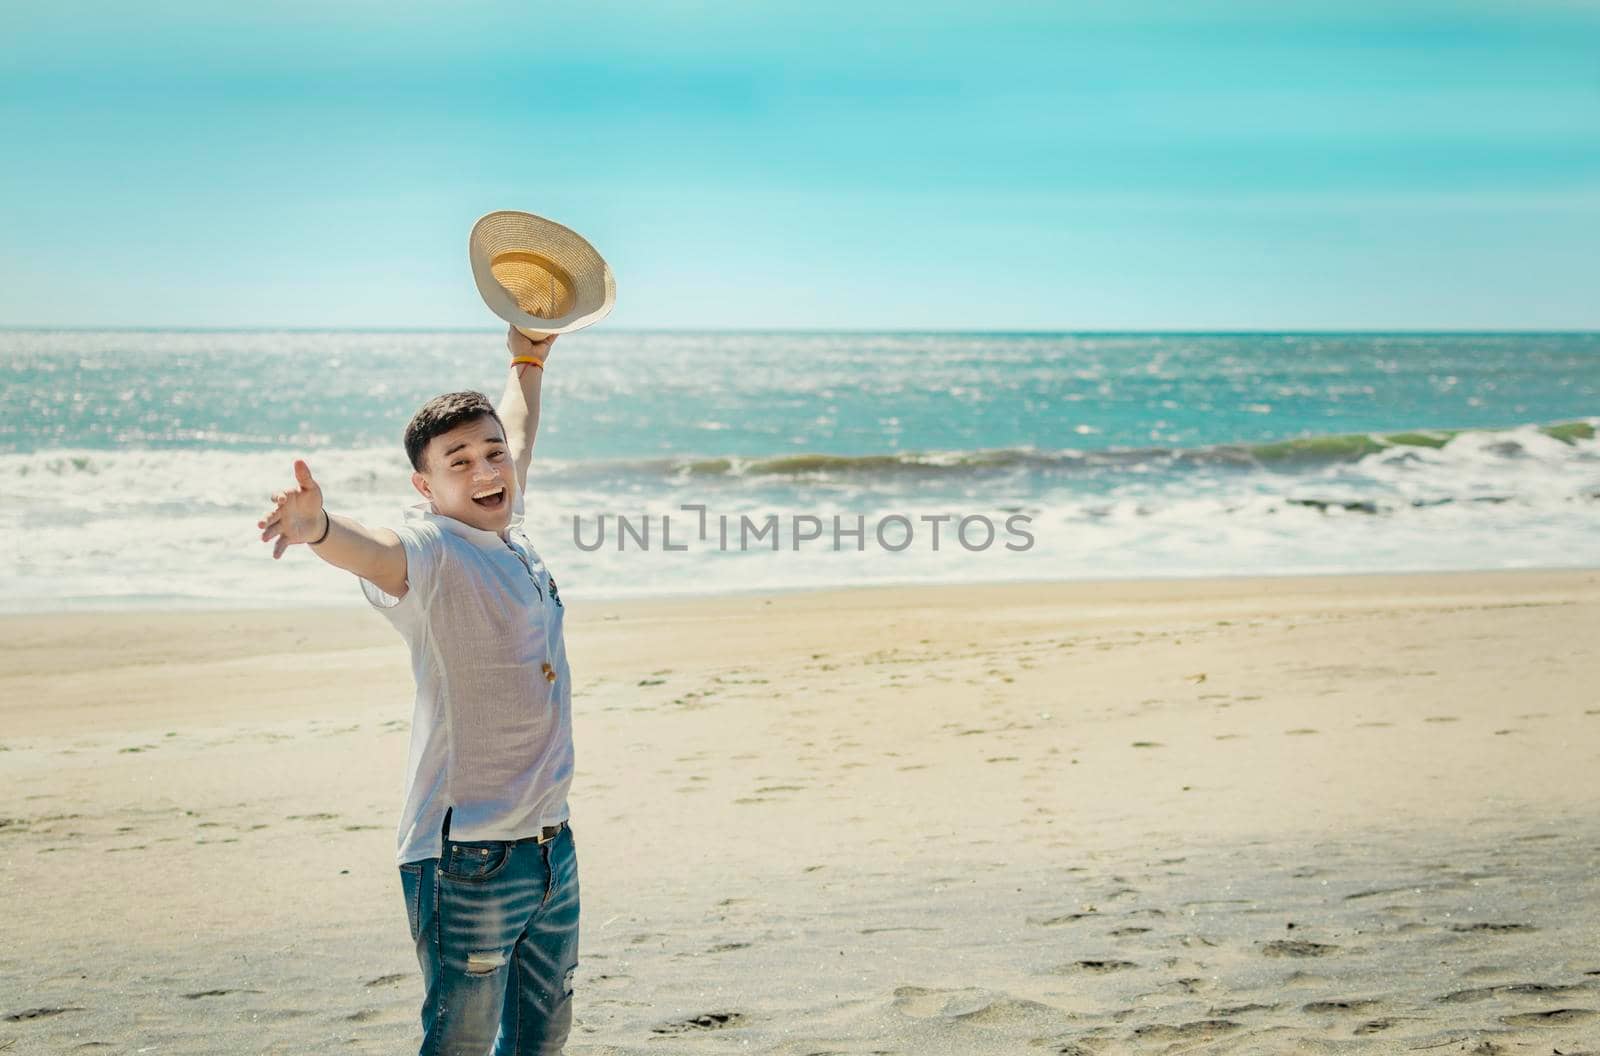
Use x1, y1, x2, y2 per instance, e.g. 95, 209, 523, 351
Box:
293, 459, 315, 487
507, 326, 558, 354
258, 488, 291, 548
259, 497, 285, 528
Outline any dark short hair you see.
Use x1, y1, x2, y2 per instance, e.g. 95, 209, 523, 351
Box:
404, 391, 507, 471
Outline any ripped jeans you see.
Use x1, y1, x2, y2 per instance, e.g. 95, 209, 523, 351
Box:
399, 824, 580, 1056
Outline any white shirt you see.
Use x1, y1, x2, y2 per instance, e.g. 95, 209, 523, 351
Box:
360, 485, 573, 865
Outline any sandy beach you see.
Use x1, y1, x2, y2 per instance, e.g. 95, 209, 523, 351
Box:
3, 569, 1599, 1055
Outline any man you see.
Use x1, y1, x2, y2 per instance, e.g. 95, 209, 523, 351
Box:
256, 327, 578, 1055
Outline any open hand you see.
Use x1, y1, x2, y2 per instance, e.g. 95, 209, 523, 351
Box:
257, 459, 326, 560
507, 325, 558, 367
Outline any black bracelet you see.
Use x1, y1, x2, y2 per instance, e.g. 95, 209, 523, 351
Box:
310, 509, 332, 546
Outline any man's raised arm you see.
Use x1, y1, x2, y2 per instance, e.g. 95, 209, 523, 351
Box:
497, 327, 557, 493
257, 459, 409, 599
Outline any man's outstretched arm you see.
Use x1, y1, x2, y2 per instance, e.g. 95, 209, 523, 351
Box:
257, 459, 409, 598
497, 327, 557, 493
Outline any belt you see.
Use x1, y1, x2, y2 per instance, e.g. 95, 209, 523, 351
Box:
441, 807, 567, 846
528, 821, 568, 846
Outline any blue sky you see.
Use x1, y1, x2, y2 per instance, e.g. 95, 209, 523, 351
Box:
2, 1, 1597, 330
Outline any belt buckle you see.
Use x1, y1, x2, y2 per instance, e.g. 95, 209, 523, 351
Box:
536, 824, 559, 845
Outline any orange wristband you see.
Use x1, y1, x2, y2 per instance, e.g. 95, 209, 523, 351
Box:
510, 356, 545, 369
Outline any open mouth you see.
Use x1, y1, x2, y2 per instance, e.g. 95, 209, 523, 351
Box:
471, 485, 507, 510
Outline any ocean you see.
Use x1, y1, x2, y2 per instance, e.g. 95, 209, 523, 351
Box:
2, 330, 1596, 612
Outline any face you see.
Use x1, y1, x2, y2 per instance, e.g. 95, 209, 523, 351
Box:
413, 415, 517, 533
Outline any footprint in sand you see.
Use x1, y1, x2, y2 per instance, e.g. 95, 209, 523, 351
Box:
1354, 1017, 1406, 1034
3, 1006, 85, 1021
651, 1011, 742, 1034
1131, 1020, 1241, 1042
1051, 959, 1137, 974
1448, 922, 1535, 933
1439, 982, 1588, 1003
892, 986, 1063, 1026
1498, 1008, 1597, 1026
1282, 970, 1331, 987
1303, 998, 1383, 1014
1261, 940, 1339, 957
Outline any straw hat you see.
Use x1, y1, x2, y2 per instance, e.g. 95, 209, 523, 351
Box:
469, 210, 616, 338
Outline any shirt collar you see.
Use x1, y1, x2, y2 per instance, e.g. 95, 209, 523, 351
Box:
403, 500, 522, 550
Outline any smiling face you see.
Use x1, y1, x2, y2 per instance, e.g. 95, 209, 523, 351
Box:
411, 414, 518, 534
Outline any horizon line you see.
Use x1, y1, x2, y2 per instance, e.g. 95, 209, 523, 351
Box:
4, 326, 1599, 337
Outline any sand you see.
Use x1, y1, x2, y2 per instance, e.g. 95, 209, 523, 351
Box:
2, 569, 1599, 1055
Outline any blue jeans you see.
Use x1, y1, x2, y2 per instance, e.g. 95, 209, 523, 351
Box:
399, 824, 581, 1056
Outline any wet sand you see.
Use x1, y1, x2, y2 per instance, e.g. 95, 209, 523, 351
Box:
3, 569, 1598, 1054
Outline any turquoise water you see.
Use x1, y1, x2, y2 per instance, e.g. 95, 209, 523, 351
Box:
5, 330, 1597, 457
2, 330, 1597, 610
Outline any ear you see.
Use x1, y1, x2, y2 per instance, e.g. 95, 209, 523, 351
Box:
411, 470, 433, 500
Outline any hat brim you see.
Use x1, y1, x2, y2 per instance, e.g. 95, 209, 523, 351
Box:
469, 210, 616, 337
